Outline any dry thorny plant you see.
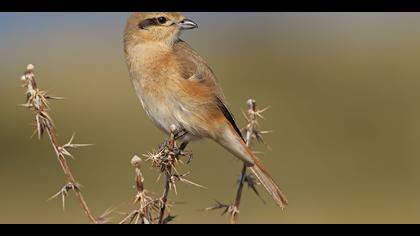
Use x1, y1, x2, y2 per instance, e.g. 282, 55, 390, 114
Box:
19, 64, 273, 224
120, 124, 206, 224
20, 64, 99, 224
203, 99, 272, 224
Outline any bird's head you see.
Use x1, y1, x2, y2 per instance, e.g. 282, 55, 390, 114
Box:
124, 12, 198, 48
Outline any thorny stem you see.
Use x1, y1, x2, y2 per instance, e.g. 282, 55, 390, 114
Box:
158, 169, 171, 224
158, 127, 176, 224
123, 125, 202, 224
230, 99, 259, 224
20, 64, 97, 224
120, 155, 152, 224
230, 165, 247, 224
46, 128, 98, 224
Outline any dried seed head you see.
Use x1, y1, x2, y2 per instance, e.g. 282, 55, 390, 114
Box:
131, 155, 142, 167
169, 124, 178, 133
20, 75, 27, 81
27, 64, 35, 71
247, 99, 256, 110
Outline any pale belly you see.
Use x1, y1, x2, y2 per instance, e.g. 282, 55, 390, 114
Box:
131, 76, 200, 143
126, 45, 205, 143
141, 95, 178, 134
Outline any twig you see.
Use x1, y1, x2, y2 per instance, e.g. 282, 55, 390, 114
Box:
19, 64, 98, 224
157, 125, 176, 224
230, 165, 247, 224
203, 99, 269, 223
119, 155, 157, 224
230, 99, 270, 224
158, 167, 172, 224
122, 125, 204, 224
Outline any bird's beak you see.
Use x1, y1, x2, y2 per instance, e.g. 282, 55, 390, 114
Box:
178, 18, 198, 30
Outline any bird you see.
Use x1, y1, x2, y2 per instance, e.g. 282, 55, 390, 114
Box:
123, 12, 288, 208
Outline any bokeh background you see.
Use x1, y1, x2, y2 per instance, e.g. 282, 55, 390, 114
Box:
1, 12, 420, 224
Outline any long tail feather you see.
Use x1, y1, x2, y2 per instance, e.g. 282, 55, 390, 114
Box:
249, 158, 288, 208
216, 124, 288, 208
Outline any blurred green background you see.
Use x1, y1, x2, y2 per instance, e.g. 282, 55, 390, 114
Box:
1, 12, 420, 224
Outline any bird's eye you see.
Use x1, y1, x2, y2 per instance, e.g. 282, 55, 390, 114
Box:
157, 16, 167, 24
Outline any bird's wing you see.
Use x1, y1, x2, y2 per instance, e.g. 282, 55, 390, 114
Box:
172, 41, 289, 208
173, 40, 222, 96
173, 40, 243, 140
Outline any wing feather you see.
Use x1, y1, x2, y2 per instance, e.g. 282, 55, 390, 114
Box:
173, 40, 243, 140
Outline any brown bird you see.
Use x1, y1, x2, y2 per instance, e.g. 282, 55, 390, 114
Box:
123, 12, 288, 208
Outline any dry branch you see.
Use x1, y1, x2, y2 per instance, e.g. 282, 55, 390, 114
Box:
205, 99, 271, 224
230, 99, 269, 224
19, 64, 98, 224
121, 125, 205, 224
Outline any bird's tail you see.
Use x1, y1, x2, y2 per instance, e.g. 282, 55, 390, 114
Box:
249, 157, 288, 209
216, 125, 288, 208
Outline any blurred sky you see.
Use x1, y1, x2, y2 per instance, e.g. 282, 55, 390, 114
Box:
1, 13, 420, 224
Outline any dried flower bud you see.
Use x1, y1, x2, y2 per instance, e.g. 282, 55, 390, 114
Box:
170, 124, 178, 133
131, 155, 142, 167
27, 64, 34, 71
247, 99, 256, 110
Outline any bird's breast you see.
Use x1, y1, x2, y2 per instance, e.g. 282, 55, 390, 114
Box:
126, 47, 182, 134
126, 43, 222, 139
130, 73, 177, 134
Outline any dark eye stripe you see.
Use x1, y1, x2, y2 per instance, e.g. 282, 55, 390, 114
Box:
138, 16, 170, 30
138, 18, 158, 29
